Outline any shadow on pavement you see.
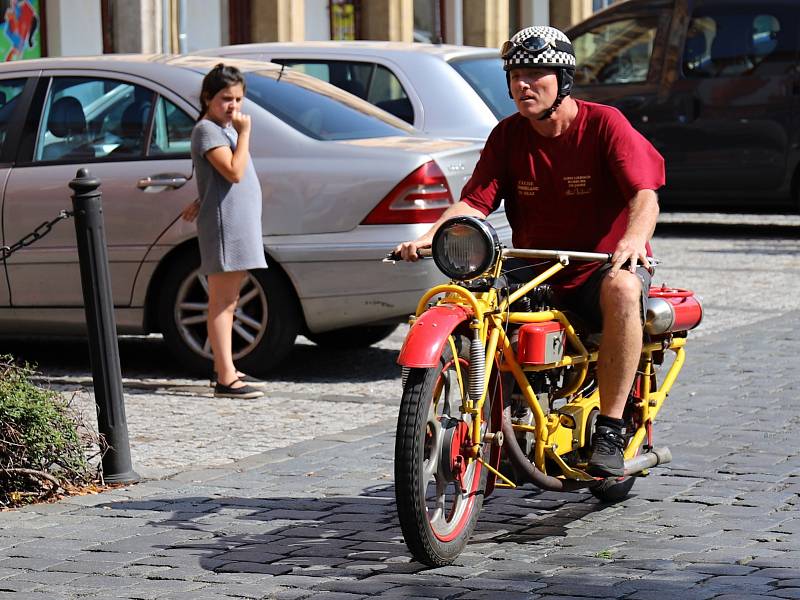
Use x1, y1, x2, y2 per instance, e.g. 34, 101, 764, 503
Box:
0, 335, 401, 384
91, 486, 738, 598
102, 485, 604, 580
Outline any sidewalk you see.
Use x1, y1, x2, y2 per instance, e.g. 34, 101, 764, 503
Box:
1, 311, 798, 599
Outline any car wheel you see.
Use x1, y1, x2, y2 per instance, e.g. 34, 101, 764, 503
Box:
158, 252, 299, 377
306, 324, 398, 348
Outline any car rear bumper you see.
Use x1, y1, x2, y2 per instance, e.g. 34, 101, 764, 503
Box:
268, 224, 445, 333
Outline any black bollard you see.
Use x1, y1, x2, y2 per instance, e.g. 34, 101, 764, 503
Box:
70, 168, 139, 484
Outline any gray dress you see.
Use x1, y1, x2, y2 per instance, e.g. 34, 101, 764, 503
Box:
191, 119, 267, 275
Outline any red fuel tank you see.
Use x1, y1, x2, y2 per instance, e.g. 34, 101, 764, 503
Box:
646, 286, 703, 335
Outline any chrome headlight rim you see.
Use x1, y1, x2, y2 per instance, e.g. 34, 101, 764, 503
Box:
432, 216, 500, 281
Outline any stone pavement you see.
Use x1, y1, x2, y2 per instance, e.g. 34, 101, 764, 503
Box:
1, 308, 799, 599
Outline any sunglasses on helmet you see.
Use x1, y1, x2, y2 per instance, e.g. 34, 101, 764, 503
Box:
500, 37, 574, 59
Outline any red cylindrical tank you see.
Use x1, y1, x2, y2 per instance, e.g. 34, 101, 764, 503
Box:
646, 286, 703, 335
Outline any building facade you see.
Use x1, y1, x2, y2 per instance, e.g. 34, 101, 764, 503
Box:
31, 0, 612, 60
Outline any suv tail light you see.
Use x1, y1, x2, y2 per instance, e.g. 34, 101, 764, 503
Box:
361, 160, 454, 225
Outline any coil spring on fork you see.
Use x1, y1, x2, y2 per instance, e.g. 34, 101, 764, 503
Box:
469, 323, 485, 403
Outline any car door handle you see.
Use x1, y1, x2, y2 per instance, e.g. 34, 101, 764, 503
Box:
137, 174, 189, 190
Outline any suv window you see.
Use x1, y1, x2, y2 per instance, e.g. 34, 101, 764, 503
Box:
272, 59, 414, 124
0, 78, 26, 155
244, 70, 412, 140
34, 77, 155, 163
572, 18, 659, 85
683, 5, 796, 78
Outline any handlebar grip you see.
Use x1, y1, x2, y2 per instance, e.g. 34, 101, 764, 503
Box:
383, 248, 431, 262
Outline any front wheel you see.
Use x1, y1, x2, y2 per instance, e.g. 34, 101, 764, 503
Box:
394, 333, 490, 566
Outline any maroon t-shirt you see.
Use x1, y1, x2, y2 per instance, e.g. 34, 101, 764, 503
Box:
462, 99, 665, 290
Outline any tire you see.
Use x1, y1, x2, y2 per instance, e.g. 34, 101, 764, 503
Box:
307, 324, 398, 349
394, 333, 490, 566
158, 252, 299, 377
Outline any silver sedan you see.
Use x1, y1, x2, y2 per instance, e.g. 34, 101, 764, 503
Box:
203, 42, 517, 139
0, 54, 509, 375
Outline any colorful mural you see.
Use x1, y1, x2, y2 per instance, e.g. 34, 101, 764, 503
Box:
1, 0, 40, 61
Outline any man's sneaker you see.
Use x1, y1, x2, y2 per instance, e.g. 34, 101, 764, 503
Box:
587, 425, 626, 477
214, 380, 264, 399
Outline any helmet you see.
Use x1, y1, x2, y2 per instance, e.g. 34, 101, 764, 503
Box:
502, 26, 576, 100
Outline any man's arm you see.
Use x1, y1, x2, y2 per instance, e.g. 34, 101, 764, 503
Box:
609, 189, 659, 277
396, 201, 487, 261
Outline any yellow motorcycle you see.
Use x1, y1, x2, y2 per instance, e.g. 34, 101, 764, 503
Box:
389, 216, 702, 566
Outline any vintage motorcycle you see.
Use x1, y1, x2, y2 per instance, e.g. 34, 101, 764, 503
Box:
388, 216, 702, 566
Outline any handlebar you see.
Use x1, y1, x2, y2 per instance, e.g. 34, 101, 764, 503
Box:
384, 247, 659, 266
502, 248, 612, 263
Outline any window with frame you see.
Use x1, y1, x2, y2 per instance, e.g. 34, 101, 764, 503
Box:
572, 18, 659, 85
34, 77, 155, 163
149, 96, 194, 156
682, 6, 794, 78
0, 79, 26, 154
273, 60, 414, 124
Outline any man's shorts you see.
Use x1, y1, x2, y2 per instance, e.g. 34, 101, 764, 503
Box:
564, 263, 652, 330
501, 259, 652, 331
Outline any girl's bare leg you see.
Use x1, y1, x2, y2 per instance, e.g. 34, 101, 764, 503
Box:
207, 271, 247, 388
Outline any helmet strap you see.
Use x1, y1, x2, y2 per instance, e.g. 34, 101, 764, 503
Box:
538, 94, 564, 120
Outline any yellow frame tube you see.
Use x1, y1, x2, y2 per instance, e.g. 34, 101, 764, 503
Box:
503, 262, 565, 308
626, 345, 686, 455
415, 284, 483, 320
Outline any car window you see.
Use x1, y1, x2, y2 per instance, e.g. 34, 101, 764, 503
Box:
149, 96, 193, 156
34, 77, 155, 163
272, 59, 414, 124
683, 5, 796, 78
0, 78, 26, 155
449, 57, 516, 120
572, 18, 659, 85
367, 64, 413, 124
243, 70, 413, 141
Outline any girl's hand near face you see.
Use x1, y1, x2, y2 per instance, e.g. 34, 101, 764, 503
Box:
231, 110, 251, 135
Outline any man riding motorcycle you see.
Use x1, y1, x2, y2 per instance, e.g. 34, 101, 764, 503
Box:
396, 25, 664, 478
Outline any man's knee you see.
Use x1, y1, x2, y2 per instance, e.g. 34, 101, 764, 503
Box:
600, 271, 643, 313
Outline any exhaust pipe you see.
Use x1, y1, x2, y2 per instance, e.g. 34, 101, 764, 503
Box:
501, 408, 594, 492
501, 406, 672, 490
624, 446, 671, 476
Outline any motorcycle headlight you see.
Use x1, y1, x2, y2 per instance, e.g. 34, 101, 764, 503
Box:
432, 216, 500, 281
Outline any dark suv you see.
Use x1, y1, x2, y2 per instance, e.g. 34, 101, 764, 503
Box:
567, 0, 800, 211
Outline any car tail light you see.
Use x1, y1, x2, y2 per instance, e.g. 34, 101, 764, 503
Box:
361, 160, 454, 225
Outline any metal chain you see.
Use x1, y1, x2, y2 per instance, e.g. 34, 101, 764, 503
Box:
0, 210, 74, 261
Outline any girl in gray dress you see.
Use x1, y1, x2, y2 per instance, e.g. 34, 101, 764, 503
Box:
182, 64, 266, 399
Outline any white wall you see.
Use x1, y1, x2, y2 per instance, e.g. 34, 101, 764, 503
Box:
45, 0, 103, 56
521, 0, 549, 26
305, 0, 330, 40
445, 0, 463, 45
185, 0, 224, 51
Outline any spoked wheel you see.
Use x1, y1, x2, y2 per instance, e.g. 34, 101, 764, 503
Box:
394, 333, 491, 566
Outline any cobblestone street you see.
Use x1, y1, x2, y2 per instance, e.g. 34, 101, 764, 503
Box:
0, 217, 798, 598
0, 309, 798, 599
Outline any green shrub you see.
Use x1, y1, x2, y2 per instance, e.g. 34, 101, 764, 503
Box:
0, 356, 95, 507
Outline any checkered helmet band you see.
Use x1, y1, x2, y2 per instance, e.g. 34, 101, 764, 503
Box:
502, 26, 576, 71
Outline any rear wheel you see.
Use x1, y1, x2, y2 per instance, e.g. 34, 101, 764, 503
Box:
394, 333, 490, 566
158, 252, 299, 377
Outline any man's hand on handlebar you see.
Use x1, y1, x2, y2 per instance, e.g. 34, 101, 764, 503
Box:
610, 235, 651, 277
395, 239, 432, 262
